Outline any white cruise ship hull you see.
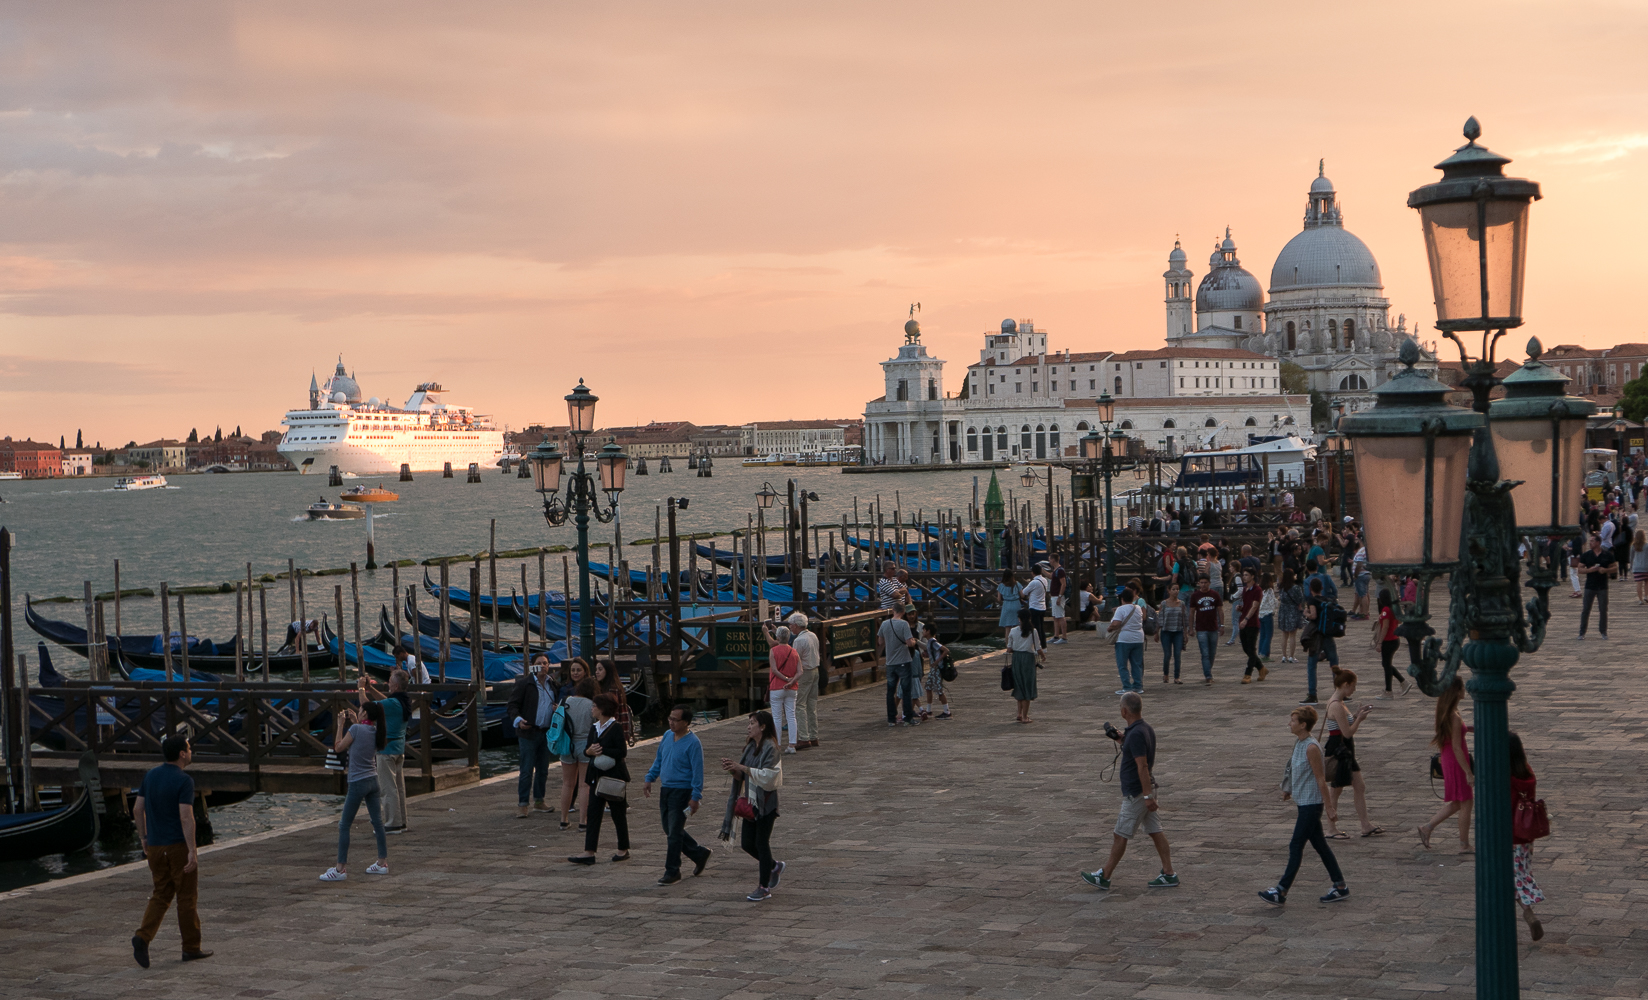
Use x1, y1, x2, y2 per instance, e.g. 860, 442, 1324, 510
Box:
281, 437, 504, 475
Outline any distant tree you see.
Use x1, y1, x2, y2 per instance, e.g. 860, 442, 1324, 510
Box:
187, 428, 199, 443
214, 426, 222, 442
1621, 372, 1648, 424
75, 429, 83, 449
235, 425, 242, 438
1309, 390, 1331, 430
1280, 361, 1311, 396
59, 435, 65, 449
125, 440, 136, 449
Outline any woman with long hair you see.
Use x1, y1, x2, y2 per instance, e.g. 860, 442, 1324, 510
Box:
1417, 676, 1473, 852
559, 657, 590, 702
1372, 589, 1408, 698
1276, 568, 1304, 663
592, 659, 633, 744
997, 570, 1023, 637
1631, 528, 1648, 604
320, 700, 389, 881
1006, 608, 1043, 724
1508, 731, 1545, 940
557, 677, 597, 832
567, 693, 631, 865
719, 710, 784, 901
1321, 667, 1381, 838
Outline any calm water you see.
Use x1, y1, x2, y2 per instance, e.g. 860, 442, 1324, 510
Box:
0, 462, 1044, 888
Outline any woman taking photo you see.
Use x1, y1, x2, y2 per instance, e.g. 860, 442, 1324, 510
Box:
567, 693, 630, 865
1109, 586, 1146, 695
1276, 569, 1304, 664
1509, 731, 1546, 940
592, 660, 634, 743
1321, 667, 1381, 839
1006, 609, 1042, 724
719, 710, 784, 902
319, 701, 389, 881
997, 570, 1023, 637
1257, 705, 1349, 905
557, 677, 597, 832
1417, 675, 1473, 853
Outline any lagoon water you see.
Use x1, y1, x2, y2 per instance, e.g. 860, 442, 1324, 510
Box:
0, 462, 1039, 889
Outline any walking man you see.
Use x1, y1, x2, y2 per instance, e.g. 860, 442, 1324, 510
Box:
788, 613, 822, 748
1048, 554, 1069, 644
643, 704, 709, 885
1189, 574, 1223, 684
1577, 531, 1614, 639
1023, 561, 1052, 649
132, 735, 210, 967
1239, 569, 1267, 683
507, 654, 558, 817
877, 608, 920, 726
1081, 692, 1177, 890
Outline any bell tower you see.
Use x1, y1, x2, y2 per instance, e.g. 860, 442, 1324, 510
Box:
1163, 237, 1193, 343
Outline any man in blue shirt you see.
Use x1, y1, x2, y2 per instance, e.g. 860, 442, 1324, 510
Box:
1304, 558, 1338, 603
132, 735, 210, 967
643, 704, 709, 885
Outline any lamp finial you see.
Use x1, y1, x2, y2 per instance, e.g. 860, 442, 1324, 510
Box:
1398, 337, 1421, 368
1463, 116, 1481, 143
1526, 336, 1542, 361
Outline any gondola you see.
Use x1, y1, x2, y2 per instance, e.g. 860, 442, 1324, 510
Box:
423, 570, 576, 620
25, 600, 338, 673
403, 591, 472, 643
0, 790, 99, 863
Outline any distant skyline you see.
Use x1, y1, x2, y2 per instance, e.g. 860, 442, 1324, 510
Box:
3, 2, 1645, 445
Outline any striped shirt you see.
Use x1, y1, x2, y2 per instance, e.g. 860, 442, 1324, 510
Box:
1157, 604, 1186, 633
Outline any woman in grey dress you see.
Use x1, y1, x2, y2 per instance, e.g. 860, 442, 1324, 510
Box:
1006, 609, 1043, 723
1277, 569, 1305, 664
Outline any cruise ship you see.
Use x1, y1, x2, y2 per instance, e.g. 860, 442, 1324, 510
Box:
278, 358, 505, 475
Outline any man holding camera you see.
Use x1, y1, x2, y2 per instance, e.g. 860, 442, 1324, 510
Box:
1080, 692, 1177, 890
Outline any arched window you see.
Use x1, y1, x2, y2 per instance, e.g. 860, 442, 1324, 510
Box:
1343, 319, 1356, 350
1114, 375, 1123, 393
997, 425, 1008, 452
1119, 420, 1134, 430
1338, 374, 1369, 391
1076, 421, 1089, 431
1162, 419, 1176, 429
1286, 321, 1296, 351
1021, 425, 1032, 452
966, 427, 978, 452
1328, 319, 1338, 351
1244, 417, 1257, 426
1204, 418, 1218, 428
1049, 424, 1060, 454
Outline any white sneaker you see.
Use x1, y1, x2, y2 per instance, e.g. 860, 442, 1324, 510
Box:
366, 862, 389, 874
318, 867, 347, 881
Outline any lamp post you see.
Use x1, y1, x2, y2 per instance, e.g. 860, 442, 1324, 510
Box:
783, 480, 821, 613
529, 380, 627, 661
1080, 390, 1123, 604
1324, 408, 1350, 521
1342, 118, 1593, 1000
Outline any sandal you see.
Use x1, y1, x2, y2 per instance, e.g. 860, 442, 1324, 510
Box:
1326, 832, 1350, 840
1416, 825, 1432, 849
1361, 827, 1385, 837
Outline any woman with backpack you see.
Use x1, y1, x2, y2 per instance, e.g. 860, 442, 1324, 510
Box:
718, 710, 784, 901
1108, 586, 1147, 696
1416, 675, 1473, 853
567, 693, 631, 865
557, 677, 597, 832
319, 700, 389, 881
1300, 578, 1340, 705
1509, 731, 1546, 940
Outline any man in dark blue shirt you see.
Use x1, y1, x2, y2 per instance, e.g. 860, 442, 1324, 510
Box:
132, 735, 210, 967
1081, 693, 1177, 891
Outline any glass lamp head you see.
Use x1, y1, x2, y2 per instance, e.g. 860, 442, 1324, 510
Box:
1489, 337, 1595, 532
1095, 391, 1115, 426
596, 443, 627, 493
529, 437, 563, 494
754, 483, 778, 509
1080, 430, 1102, 460
565, 379, 599, 436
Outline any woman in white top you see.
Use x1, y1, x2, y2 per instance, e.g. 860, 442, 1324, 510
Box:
1257, 572, 1279, 660
1108, 586, 1148, 696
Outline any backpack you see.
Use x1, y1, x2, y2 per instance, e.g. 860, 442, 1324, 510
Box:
546, 703, 572, 756
1320, 601, 1349, 639
1142, 603, 1159, 637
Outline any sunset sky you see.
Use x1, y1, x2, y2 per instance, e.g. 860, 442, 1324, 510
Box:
2, 2, 1644, 446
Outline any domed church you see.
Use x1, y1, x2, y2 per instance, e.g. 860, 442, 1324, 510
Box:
1164, 161, 1422, 407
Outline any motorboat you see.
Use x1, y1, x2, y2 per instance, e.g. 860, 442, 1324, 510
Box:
307, 498, 366, 520
115, 474, 168, 490
341, 484, 398, 502
1174, 435, 1315, 488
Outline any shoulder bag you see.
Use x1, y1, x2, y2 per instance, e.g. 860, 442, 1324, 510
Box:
595, 775, 628, 801
1512, 787, 1551, 841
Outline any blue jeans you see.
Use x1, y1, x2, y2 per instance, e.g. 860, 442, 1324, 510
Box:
339, 777, 386, 866
1114, 641, 1144, 692
517, 732, 551, 806
1160, 630, 1184, 679
1278, 803, 1344, 892
886, 661, 917, 722
1196, 631, 1219, 679
658, 786, 709, 877
1306, 636, 1338, 697
1258, 614, 1274, 657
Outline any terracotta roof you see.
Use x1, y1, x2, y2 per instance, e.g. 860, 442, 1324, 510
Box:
0, 438, 61, 452
133, 439, 185, 449
968, 352, 1111, 370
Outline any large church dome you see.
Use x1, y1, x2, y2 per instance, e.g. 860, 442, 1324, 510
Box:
1196, 228, 1263, 312
1269, 162, 1383, 292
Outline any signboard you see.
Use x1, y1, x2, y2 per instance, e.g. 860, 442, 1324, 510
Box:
827, 615, 881, 661
713, 622, 770, 662
1070, 473, 1098, 500
801, 568, 819, 593
1586, 485, 1605, 503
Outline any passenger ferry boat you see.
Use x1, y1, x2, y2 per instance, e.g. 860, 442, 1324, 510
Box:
741, 447, 863, 468
278, 358, 505, 475
115, 474, 168, 491
1173, 435, 1316, 488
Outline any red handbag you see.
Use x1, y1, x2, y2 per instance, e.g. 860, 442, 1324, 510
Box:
1512, 789, 1550, 841
734, 794, 757, 820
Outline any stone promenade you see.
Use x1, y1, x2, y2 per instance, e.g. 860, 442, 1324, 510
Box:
1, 592, 1644, 999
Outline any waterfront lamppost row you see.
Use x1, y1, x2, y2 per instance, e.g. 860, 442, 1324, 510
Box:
529, 380, 628, 661
1341, 118, 1594, 1000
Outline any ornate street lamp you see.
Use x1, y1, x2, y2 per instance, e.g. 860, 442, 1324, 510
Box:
1323, 425, 1351, 521
531, 380, 626, 661
1342, 119, 1592, 1000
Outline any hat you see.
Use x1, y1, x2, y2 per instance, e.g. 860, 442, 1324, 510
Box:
1342, 516, 1354, 523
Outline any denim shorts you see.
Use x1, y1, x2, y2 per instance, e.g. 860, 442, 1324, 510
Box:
1354, 572, 1371, 597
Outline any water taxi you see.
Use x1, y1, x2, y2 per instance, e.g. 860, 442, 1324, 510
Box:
115, 475, 168, 491
306, 499, 367, 520
341, 484, 399, 503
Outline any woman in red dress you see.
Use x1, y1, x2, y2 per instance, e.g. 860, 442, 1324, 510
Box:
1416, 676, 1473, 853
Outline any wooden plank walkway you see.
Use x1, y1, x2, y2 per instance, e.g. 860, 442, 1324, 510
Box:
0, 592, 1643, 997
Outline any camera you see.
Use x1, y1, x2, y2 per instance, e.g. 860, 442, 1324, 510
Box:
1103, 722, 1121, 741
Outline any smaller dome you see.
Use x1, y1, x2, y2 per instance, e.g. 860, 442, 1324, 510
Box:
1310, 158, 1334, 194
331, 391, 348, 404
1168, 243, 1186, 265
904, 319, 921, 338
1001, 318, 1017, 333
367, 397, 381, 406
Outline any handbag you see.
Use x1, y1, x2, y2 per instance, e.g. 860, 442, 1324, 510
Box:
734, 795, 757, 820
940, 656, 958, 683
594, 776, 628, 801
1512, 790, 1551, 841
1000, 664, 1014, 691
